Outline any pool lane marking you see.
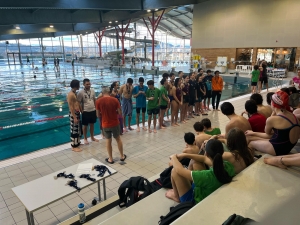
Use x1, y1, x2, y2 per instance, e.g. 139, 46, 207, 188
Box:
0, 115, 69, 130
0, 101, 68, 113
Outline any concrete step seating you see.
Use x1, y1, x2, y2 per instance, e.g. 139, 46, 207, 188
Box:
60, 153, 300, 225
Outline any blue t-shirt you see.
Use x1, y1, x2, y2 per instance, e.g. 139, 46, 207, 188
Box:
203, 75, 213, 91
133, 85, 148, 108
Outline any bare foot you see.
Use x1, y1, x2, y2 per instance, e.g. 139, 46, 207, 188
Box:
123, 128, 128, 133
142, 126, 147, 131
148, 129, 152, 133
153, 129, 157, 133
160, 126, 166, 129
165, 189, 180, 203
136, 127, 140, 132
101, 134, 106, 139
72, 147, 82, 152
172, 123, 176, 127
91, 138, 99, 142
175, 123, 180, 126
264, 157, 287, 169
84, 139, 89, 145
128, 126, 134, 131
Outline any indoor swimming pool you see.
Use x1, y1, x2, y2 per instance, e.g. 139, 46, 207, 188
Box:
0, 63, 285, 160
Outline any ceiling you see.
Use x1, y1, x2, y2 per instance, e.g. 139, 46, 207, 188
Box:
0, 0, 206, 40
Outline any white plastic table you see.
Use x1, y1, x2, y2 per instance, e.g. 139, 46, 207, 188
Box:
12, 158, 116, 225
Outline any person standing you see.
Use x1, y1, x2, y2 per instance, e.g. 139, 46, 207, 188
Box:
188, 72, 196, 118
251, 65, 259, 93
211, 71, 223, 111
26, 55, 30, 65
146, 80, 160, 133
133, 77, 148, 132
159, 78, 170, 129
119, 78, 134, 132
171, 78, 182, 126
110, 81, 123, 134
77, 79, 99, 144
67, 79, 82, 152
258, 61, 268, 93
203, 70, 213, 111
96, 87, 126, 164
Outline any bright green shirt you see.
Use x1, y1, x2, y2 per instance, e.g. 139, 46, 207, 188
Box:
205, 128, 221, 136
251, 70, 260, 82
191, 161, 235, 204
146, 88, 160, 110
160, 86, 168, 106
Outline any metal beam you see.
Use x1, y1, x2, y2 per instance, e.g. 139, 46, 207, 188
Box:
0, 0, 143, 10
162, 14, 192, 32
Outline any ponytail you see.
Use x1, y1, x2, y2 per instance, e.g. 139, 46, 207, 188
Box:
212, 153, 232, 184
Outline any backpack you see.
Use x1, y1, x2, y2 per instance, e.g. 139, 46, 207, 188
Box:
155, 158, 191, 189
118, 176, 159, 208
158, 201, 195, 225
222, 214, 256, 225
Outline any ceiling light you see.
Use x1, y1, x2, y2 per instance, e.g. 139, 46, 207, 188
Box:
147, 10, 151, 12
49, 25, 54, 28
155, 9, 159, 11
15, 26, 20, 29
86, 32, 88, 33
115, 21, 118, 22
108, 26, 111, 28
109, 21, 112, 23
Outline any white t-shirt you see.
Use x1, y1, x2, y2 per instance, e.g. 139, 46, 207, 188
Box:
77, 88, 96, 112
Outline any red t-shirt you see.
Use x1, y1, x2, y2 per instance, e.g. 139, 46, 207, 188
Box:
248, 113, 266, 132
96, 96, 120, 128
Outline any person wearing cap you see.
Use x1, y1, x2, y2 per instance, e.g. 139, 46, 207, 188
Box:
133, 77, 148, 132
245, 91, 300, 156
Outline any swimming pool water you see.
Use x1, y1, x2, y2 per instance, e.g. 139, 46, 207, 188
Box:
0, 64, 284, 160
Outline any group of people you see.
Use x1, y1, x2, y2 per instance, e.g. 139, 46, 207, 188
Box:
165, 88, 300, 205
250, 60, 269, 93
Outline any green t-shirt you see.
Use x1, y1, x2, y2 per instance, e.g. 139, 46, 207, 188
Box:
205, 128, 221, 135
251, 70, 260, 82
160, 86, 168, 106
191, 161, 235, 204
146, 88, 160, 110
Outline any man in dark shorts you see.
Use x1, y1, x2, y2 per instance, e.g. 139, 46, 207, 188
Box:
133, 77, 148, 132
203, 70, 213, 111
188, 72, 196, 117
259, 61, 268, 92
146, 80, 160, 133
77, 78, 99, 145
96, 87, 126, 164
159, 78, 170, 129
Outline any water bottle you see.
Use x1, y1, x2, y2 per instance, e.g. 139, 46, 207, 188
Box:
78, 203, 86, 223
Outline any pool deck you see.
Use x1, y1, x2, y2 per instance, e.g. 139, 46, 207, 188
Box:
0, 84, 297, 224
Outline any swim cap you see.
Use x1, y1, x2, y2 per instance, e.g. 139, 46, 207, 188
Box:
271, 91, 289, 109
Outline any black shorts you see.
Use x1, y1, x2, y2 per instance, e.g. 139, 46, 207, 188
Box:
189, 97, 195, 106
259, 76, 268, 84
147, 107, 159, 115
136, 107, 146, 114
160, 105, 168, 110
183, 95, 189, 104
196, 96, 203, 102
82, 110, 97, 126
204, 90, 212, 98
251, 82, 258, 86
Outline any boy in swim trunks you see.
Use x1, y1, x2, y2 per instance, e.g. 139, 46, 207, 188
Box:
67, 79, 82, 152
120, 78, 134, 132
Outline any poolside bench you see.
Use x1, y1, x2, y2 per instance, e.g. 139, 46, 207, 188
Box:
171, 155, 300, 224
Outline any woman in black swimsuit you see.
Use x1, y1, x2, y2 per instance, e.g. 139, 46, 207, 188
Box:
245, 91, 300, 156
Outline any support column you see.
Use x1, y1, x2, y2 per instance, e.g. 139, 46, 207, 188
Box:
115, 20, 131, 65
94, 28, 106, 57
134, 23, 137, 56
40, 38, 45, 59
143, 10, 165, 67
17, 39, 22, 65
80, 34, 84, 57
61, 37, 66, 62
